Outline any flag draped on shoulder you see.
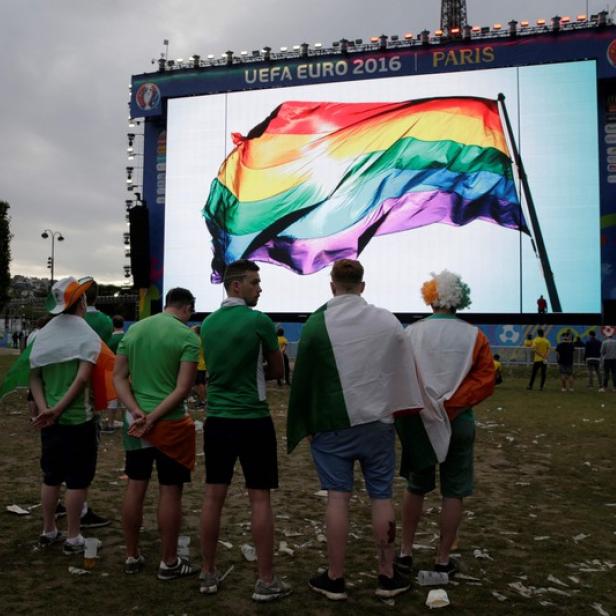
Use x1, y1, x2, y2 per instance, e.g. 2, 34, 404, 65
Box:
204, 97, 528, 282
287, 294, 422, 453
29, 314, 116, 410
0, 343, 33, 401
398, 316, 489, 463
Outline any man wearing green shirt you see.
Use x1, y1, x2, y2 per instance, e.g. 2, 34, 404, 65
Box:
30, 276, 101, 554
200, 259, 290, 602
114, 287, 200, 580
108, 315, 125, 353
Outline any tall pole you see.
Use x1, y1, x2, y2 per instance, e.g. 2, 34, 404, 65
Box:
497, 93, 562, 312
41, 229, 65, 288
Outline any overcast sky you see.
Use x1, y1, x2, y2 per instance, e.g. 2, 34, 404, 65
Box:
0, 0, 608, 284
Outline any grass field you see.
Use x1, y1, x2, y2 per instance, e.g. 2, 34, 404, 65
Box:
0, 354, 614, 615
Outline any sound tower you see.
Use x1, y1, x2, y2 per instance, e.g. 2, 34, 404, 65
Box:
128, 204, 150, 288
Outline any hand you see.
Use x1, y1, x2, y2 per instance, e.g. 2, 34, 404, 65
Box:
128, 413, 154, 438
32, 409, 58, 430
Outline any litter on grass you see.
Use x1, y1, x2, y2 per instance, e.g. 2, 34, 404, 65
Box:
68, 566, 91, 575
240, 544, 256, 561
491, 591, 508, 602
473, 548, 493, 560
6, 504, 30, 515
591, 603, 610, 616
425, 589, 450, 608
218, 540, 233, 549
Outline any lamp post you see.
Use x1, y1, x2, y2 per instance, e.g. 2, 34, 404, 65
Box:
41, 229, 64, 287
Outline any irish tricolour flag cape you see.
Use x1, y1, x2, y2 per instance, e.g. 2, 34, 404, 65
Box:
0, 314, 116, 410
287, 294, 422, 453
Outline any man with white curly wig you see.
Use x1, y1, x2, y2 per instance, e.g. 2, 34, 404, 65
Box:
395, 270, 495, 578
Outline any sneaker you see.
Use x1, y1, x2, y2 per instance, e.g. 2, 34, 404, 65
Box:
157, 557, 199, 581
199, 569, 222, 594
394, 554, 413, 576
63, 538, 86, 555
80, 507, 111, 528
308, 570, 347, 601
375, 570, 411, 598
252, 576, 292, 602
54, 502, 66, 519
125, 554, 145, 574
38, 530, 64, 547
434, 559, 459, 578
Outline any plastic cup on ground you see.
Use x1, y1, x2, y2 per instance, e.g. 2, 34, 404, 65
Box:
83, 537, 99, 569
177, 535, 190, 558
417, 570, 450, 586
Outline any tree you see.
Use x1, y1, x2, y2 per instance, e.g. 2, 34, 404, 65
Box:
0, 201, 12, 309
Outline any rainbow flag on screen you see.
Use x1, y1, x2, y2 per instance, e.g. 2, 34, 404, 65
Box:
203, 97, 528, 282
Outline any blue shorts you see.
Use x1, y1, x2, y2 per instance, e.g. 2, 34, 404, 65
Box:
310, 421, 395, 499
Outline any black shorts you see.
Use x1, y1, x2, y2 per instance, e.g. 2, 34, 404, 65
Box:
125, 447, 191, 486
204, 416, 278, 489
41, 419, 98, 489
195, 370, 207, 385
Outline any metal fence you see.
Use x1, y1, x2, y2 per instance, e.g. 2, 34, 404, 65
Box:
491, 346, 586, 366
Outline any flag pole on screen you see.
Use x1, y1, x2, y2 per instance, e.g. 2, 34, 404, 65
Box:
497, 92, 562, 313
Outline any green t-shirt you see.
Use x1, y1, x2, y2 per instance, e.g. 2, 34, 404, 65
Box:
117, 311, 199, 420
108, 331, 124, 353
41, 359, 93, 426
201, 300, 279, 419
85, 309, 113, 345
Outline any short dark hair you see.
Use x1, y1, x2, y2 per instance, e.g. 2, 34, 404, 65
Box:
537, 328, 544, 337
494, 354, 500, 360
331, 259, 364, 285
277, 328, 284, 336
222, 259, 259, 291
589, 330, 596, 337
165, 287, 195, 309
112, 315, 124, 329
85, 280, 98, 305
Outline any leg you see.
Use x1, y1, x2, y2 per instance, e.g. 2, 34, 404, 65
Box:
158, 484, 183, 565
248, 489, 274, 583
41, 484, 61, 534
200, 484, 228, 574
122, 479, 148, 558
401, 490, 424, 556
528, 361, 540, 388
325, 491, 351, 579
65, 488, 87, 539
436, 497, 464, 565
539, 362, 547, 389
371, 498, 396, 577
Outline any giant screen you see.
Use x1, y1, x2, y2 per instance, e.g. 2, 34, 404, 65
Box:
164, 60, 600, 315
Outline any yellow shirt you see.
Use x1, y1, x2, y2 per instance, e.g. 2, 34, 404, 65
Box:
278, 335, 288, 352
493, 359, 502, 373
532, 336, 550, 362
523, 339, 533, 348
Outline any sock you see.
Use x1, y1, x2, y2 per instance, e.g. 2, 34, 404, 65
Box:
42, 528, 59, 539
160, 558, 179, 569
66, 534, 84, 545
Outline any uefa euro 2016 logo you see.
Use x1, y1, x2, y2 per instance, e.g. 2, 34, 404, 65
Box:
135, 83, 161, 111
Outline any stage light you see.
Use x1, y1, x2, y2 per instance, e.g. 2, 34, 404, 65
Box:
207, 53, 215, 59
355, 38, 363, 45
314, 42, 322, 48
390, 34, 399, 41
292, 44, 300, 50
125, 249, 131, 258
509, 20, 518, 36
577, 14, 587, 22
462, 25, 472, 40
123, 233, 130, 246
434, 29, 443, 37
262, 46, 271, 61
449, 27, 460, 36
191, 54, 200, 68
493, 23, 502, 31
125, 200, 133, 209
404, 32, 413, 40
225, 50, 234, 65
176, 58, 184, 63
128, 118, 136, 128
166, 59, 175, 68
379, 34, 388, 50
340, 38, 348, 53
520, 20, 529, 28
300, 42, 309, 58
561, 16, 571, 23
551, 16, 561, 31
537, 18, 546, 26
420, 30, 430, 45
481, 26, 490, 34
157, 58, 165, 72
370, 36, 379, 43
471, 25, 480, 32
280, 46, 288, 52
240, 50, 248, 56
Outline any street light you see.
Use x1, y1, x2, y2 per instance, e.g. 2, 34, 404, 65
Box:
41, 229, 64, 286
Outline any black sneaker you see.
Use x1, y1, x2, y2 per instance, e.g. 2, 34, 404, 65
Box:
308, 570, 347, 601
376, 570, 411, 598
38, 531, 65, 548
54, 502, 66, 519
394, 554, 413, 575
157, 557, 199, 581
125, 554, 146, 574
63, 538, 86, 555
80, 507, 111, 528
434, 559, 459, 578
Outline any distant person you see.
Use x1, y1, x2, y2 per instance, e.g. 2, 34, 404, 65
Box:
527, 328, 550, 391
573, 336, 585, 349
108, 315, 125, 353
395, 270, 495, 579
12, 331, 18, 348
84, 282, 113, 345
556, 332, 575, 392
287, 259, 421, 601
493, 354, 503, 385
276, 328, 291, 386
114, 287, 200, 579
18, 330, 25, 350
523, 334, 533, 348
537, 295, 547, 314
600, 332, 616, 392
584, 330, 602, 388
200, 259, 290, 602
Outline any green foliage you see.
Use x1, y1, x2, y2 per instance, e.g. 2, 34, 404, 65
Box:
0, 201, 12, 308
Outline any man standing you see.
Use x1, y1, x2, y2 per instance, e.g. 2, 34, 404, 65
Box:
600, 331, 616, 392
85, 282, 113, 345
200, 260, 290, 602
287, 259, 422, 601
527, 328, 551, 391
537, 295, 547, 314
556, 332, 575, 392
108, 315, 125, 353
396, 270, 494, 578
114, 288, 200, 579
29, 276, 114, 554
585, 330, 602, 388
